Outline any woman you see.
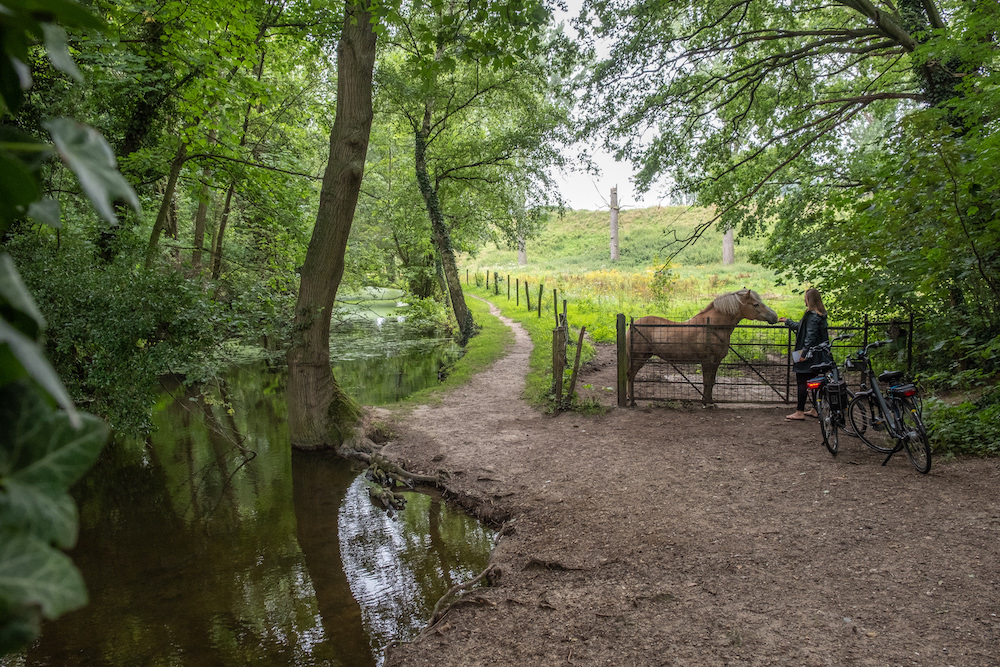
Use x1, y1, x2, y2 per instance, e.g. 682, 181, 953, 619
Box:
779, 288, 830, 421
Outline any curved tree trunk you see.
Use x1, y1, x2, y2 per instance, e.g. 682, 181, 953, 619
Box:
414, 122, 474, 345
287, 0, 376, 450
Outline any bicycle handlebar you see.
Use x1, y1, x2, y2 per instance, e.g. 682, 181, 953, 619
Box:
862, 339, 894, 355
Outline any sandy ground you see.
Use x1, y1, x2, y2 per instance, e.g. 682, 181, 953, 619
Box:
380, 299, 1000, 666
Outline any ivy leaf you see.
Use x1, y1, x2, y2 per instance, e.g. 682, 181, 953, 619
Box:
0, 531, 88, 620
0, 595, 40, 656
43, 118, 140, 224
0, 481, 77, 549
0, 253, 46, 340
27, 198, 61, 228
0, 381, 106, 487
0, 151, 41, 228
0, 325, 79, 427
41, 24, 83, 82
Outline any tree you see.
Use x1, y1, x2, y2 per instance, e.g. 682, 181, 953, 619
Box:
286, 0, 377, 450
286, 0, 574, 448
376, 0, 574, 344
581, 0, 999, 364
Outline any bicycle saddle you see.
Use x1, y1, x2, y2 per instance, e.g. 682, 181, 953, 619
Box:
878, 370, 904, 383
810, 362, 836, 373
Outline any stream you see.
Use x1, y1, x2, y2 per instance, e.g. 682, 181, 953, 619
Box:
4, 297, 494, 666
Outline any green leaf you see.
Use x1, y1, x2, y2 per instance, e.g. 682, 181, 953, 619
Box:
0, 381, 106, 487
0, 253, 46, 340
0, 530, 88, 619
0, 480, 78, 549
0, 151, 41, 227
43, 118, 140, 224
0, 324, 79, 426
0, 595, 41, 656
41, 23, 83, 82
26, 198, 61, 228
3, 0, 104, 31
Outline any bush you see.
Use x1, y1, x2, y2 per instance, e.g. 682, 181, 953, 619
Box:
925, 387, 1000, 458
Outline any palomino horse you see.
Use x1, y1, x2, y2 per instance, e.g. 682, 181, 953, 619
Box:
627, 288, 778, 404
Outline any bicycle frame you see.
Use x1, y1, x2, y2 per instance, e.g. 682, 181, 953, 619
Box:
846, 340, 931, 473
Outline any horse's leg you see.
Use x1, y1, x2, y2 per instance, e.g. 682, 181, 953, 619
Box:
702, 361, 719, 404
628, 352, 651, 382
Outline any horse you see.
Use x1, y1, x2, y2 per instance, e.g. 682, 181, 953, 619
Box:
626, 288, 778, 404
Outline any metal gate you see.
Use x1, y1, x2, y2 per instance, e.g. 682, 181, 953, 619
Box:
616, 315, 913, 406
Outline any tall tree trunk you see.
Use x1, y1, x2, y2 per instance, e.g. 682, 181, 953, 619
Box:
609, 186, 619, 261
211, 183, 235, 280
192, 130, 216, 273
722, 228, 735, 265
286, 0, 376, 450
144, 144, 187, 267
414, 114, 474, 344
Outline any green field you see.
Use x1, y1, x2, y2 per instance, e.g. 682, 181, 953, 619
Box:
462, 206, 806, 340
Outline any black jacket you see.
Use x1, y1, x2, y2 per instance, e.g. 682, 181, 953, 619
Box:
786, 310, 830, 374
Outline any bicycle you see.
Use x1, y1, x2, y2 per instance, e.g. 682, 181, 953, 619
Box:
845, 340, 931, 474
804, 334, 854, 456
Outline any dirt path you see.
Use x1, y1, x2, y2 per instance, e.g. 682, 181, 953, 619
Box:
381, 299, 1000, 666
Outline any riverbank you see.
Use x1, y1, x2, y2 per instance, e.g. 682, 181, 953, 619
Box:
380, 300, 1000, 666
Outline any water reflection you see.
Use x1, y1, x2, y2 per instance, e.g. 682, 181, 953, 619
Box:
6, 363, 493, 667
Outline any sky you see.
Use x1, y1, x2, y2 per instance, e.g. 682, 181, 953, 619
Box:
550, 1, 668, 212
553, 149, 668, 212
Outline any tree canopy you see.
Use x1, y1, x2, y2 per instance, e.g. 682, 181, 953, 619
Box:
581, 0, 999, 368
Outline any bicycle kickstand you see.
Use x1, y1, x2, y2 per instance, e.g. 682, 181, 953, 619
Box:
881, 447, 900, 467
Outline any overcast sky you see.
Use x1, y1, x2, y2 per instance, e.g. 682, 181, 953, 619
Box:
550, 1, 667, 212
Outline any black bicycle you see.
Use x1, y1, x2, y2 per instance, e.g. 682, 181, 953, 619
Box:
805, 334, 854, 456
845, 340, 931, 474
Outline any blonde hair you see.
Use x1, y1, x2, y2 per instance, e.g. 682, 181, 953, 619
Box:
804, 288, 826, 315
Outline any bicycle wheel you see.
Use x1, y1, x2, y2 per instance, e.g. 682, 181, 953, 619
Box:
848, 395, 894, 454
817, 391, 838, 456
841, 388, 858, 437
898, 397, 931, 474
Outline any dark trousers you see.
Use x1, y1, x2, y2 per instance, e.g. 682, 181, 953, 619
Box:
795, 371, 814, 412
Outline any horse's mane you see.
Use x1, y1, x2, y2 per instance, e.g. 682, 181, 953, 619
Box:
696, 289, 759, 317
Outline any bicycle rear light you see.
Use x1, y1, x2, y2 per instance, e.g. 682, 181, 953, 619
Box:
807, 379, 824, 390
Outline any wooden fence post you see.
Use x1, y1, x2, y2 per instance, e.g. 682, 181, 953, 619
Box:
617, 313, 628, 407
537, 283, 543, 317
567, 325, 587, 407
525, 281, 531, 311
553, 288, 558, 326
507, 275, 510, 300
494, 272, 499, 296
516, 278, 519, 306
553, 325, 566, 408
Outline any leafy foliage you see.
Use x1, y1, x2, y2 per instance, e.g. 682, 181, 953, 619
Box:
0, 0, 141, 654
580, 0, 1000, 390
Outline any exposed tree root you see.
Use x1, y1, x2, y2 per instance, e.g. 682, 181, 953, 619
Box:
418, 564, 499, 638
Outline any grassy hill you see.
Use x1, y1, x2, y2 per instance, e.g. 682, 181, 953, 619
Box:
469, 206, 770, 272
462, 206, 801, 322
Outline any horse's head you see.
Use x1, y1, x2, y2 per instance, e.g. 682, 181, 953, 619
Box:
735, 289, 778, 324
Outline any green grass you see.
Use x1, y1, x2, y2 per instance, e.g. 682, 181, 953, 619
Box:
388, 296, 514, 409
469, 206, 770, 272
464, 282, 596, 410
464, 206, 806, 326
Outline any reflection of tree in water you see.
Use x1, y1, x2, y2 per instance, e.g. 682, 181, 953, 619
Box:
16, 366, 493, 667
291, 450, 375, 667
337, 477, 496, 655
22, 370, 344, 666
